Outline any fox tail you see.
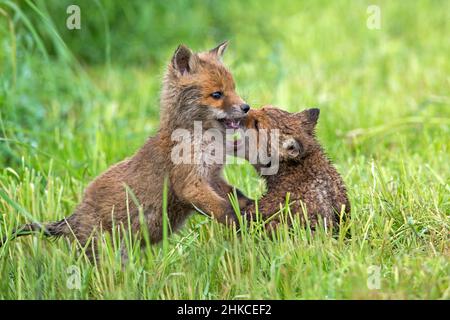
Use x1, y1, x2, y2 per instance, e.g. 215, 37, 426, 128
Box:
0, 220, 69, 248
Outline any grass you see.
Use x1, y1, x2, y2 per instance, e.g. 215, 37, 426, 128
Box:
0, 0, 449, 299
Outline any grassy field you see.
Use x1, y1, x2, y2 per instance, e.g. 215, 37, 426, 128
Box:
0, 0, 449, 299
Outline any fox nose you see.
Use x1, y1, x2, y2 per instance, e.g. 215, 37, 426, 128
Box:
240, 104, 250, 113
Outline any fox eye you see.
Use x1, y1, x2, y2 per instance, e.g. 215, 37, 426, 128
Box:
211, 91, 223, 100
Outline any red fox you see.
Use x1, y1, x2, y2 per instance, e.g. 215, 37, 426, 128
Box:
1, 41, 251, 255
243, 106, 350, 231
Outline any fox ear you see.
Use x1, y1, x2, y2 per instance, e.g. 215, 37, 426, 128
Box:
296, 108, 320, 135
306, 108, 320, 126
209, 40, 229, 60
172, 44, 198, 75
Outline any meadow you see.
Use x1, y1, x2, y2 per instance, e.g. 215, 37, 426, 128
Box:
0, 0, 448, 299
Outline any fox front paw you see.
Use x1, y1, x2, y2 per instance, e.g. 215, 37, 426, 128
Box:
234, 188, 254, 209
264, 220, 280, 233
216, 203, 239, 226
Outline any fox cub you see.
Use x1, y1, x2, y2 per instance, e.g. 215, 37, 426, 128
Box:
2, 42, 251, 253
244, 106, 350, 231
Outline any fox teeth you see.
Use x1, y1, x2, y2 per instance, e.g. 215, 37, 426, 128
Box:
223, 119, 241, 129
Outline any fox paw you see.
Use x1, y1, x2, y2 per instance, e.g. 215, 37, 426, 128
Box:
265, 220, 280, 233
217, 204, 239, 226
233, 188, 251, 209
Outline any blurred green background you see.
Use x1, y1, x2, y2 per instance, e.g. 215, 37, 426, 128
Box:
1, 0, 449, 176
0, 0, 449, 299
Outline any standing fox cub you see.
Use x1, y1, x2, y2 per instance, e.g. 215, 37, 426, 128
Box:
244, 106, 350, 231
2, 41, 251, 252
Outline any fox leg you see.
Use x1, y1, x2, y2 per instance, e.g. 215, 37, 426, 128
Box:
213, 180, 251, 209
192, 183, 237, 224
210, 170, 252, 210
173, 175, 237, 224
234, 188, 252, 209
265, 219, 281, 233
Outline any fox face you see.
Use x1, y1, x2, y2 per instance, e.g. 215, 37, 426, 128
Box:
162, 41, 250, 132
245, 106, 320, 164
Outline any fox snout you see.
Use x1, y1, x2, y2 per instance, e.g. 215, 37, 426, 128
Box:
216, 102, 250, 129
240, 103, 250, 113
225, 102, 250, 117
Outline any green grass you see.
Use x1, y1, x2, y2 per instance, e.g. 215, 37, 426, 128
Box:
0, 0, 449, 299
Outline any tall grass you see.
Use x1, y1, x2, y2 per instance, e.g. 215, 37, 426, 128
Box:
0, 0, 449, 299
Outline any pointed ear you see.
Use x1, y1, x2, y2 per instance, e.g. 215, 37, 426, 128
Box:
171, 44, 197, 75
306, 108, 320, 126
209, 40, 229, 60
297, 108, 320, 135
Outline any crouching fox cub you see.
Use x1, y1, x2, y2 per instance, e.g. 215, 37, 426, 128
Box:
2, 42, 251, 255
244, 106, 350, 231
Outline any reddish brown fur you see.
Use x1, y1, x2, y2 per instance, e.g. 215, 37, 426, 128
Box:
3, 42, 251, 255
244, 106, 350, 231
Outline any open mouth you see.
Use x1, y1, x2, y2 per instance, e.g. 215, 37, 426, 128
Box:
218, 117, 245, 151
220, 118, 242, 130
